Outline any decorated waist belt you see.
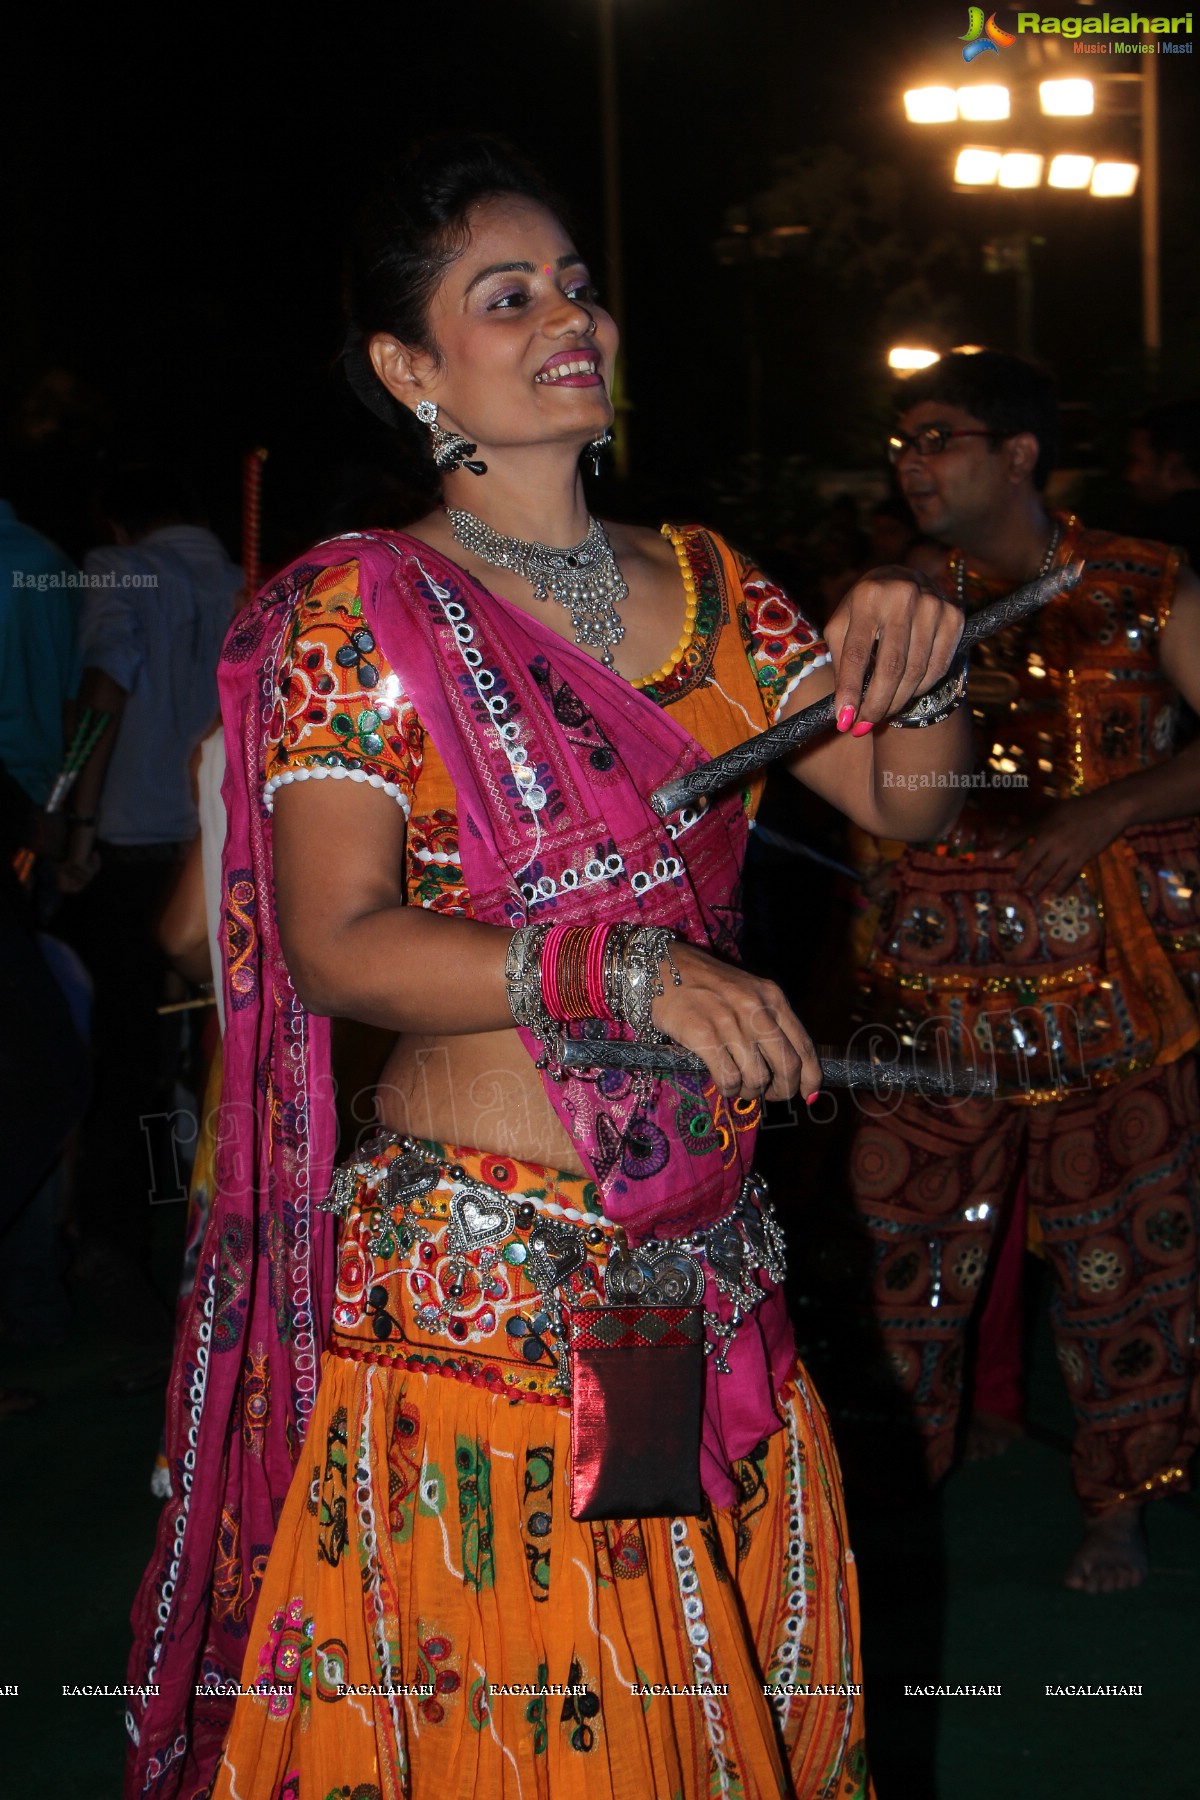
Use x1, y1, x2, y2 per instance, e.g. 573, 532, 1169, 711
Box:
321, 1134, 787, 1518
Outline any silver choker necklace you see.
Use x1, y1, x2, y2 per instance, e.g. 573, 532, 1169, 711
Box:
447, 508, 627, 669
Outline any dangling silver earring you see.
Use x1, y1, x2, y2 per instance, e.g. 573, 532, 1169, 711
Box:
415, 400, 487, 476
585, 428, 614, 477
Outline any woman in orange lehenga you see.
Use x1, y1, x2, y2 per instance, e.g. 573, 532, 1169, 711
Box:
128, 137, 974, 1800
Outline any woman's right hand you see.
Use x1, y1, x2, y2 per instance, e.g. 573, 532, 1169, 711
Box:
650, 942, 821, 1104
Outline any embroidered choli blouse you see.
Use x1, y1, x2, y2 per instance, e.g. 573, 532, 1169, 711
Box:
262, 525, 830, 915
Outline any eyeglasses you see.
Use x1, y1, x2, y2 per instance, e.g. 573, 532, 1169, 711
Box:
887, 426, 998, 464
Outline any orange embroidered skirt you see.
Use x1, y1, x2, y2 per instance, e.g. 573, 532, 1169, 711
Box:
211, 1139, 870, 1800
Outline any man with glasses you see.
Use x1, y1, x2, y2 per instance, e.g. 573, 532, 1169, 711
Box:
848, 349, 1200, 1592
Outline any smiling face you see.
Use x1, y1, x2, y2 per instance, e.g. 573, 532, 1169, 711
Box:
371, 194, 617, 458
893, 399, 1036, 544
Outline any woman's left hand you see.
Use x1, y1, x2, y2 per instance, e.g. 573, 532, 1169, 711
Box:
824, 566, 964, 734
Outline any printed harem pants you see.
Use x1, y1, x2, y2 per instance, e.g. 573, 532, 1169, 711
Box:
849, 1058, 1200, 1511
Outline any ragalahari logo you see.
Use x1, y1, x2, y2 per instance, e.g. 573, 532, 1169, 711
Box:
961, 7, 1017, 58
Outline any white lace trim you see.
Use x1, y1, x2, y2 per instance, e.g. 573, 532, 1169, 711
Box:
263, 763, 412, 819
764, 1394, 809, 1726
778, 647, 832, 712
669, 1518, 735, 1794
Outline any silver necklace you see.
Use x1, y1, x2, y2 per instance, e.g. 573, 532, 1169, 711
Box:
955, 519, 1062, 605
447, 508, 627, 669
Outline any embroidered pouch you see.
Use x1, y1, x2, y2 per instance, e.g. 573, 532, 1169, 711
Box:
568, 1304, 705, 1520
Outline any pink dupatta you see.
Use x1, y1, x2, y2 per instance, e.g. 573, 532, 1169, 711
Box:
126, 529, 794, 1799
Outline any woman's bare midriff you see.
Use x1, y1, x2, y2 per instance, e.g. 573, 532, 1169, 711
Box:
375, 1026, 588, 1174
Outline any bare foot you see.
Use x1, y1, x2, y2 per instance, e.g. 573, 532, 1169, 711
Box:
964, 1409, 1024, 1460
1064, 1504, 1149, 1594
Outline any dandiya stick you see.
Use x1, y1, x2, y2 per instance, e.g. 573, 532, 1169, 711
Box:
559, 1034, 993, 1098
44, 708, 113, 815
649, 559, 1085, 818
12, 707, 112, 883
241, 447, 268, 597
11, 705, 112, 882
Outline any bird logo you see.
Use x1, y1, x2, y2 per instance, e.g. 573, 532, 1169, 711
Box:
960, 7, 1016, 60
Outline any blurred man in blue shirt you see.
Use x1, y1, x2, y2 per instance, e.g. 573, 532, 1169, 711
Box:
0, 495, 80, 818
59, 465, 240, 1338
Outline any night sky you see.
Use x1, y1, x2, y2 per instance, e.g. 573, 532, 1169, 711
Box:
6, 1, 1197, 560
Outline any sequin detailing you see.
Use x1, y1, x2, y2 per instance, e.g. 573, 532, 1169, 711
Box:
860, 518, 1200, 1097
262, 536, 829, 923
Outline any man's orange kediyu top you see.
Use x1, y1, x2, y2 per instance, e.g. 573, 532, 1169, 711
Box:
860, 515, 1200, 1100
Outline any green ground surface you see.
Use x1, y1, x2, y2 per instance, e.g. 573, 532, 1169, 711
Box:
857, 1426, 1199, 1798
849, 1264, 1200, 1799
1, 1250, 1196, 1797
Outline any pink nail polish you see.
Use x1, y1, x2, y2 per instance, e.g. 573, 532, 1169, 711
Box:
851, 719, 874, 737
805, 1090, 821, 1106
836, 705, 855, 732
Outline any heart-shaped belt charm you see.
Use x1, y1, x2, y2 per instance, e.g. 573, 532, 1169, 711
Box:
387, 1151, 440, 1212
526, 1219, 587, 1292
604, 1235, 705, 1308
449, 1186, 516, 1252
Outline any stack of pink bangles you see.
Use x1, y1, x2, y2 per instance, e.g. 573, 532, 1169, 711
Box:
504, 919, 681, 1045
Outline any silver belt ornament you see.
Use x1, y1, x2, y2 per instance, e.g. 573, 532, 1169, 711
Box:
321, 1137, 785, 1387
604, 1172, 788, 1374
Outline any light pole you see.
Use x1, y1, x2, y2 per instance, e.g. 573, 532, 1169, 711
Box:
1140, 56, 1161, 386
713, 222, 811, 456
597, 0, 631, 478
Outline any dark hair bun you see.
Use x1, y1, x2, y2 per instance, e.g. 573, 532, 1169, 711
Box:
342, 133, 569, 436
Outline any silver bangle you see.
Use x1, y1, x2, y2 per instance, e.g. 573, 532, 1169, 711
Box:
615, 925, 677, 1039
504, 924, 553, 1039
505, 920, 679, 1047
889, 653, 970, 729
